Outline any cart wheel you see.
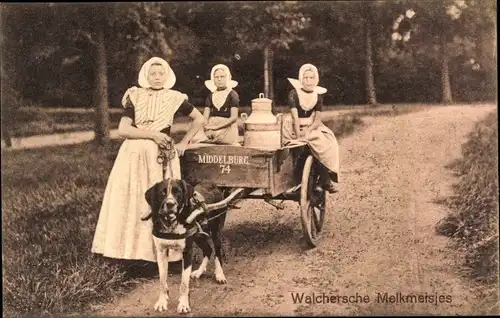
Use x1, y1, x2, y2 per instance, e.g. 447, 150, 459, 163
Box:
300, 155, 326, 248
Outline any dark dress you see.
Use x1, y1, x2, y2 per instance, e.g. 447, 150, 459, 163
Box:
282, 88, 340, 183
191, 88, 240, 145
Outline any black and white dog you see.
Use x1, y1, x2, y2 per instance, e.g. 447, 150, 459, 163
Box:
141, 178, 228, 313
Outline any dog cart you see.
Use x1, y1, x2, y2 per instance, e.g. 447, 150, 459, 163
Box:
180, 143, 328, 248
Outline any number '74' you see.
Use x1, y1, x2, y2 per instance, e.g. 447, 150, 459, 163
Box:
220, 164, 231, 174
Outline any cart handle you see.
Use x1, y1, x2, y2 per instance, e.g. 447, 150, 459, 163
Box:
186, 187, 248, 223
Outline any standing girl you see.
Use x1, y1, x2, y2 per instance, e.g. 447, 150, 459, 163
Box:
282, 63, 340, 193
192, 64, 240, 145
91, 57, 204, 262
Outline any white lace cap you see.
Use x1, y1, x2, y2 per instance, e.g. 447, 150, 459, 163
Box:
138, 57, 176, 89
204, 64, 238, 93
287, 63, 327, 94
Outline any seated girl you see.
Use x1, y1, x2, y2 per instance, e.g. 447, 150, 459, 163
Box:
192, 64, 240, 145
282, 63, 340, 193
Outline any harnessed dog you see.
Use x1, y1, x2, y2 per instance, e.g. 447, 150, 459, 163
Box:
141, 178, 229, 313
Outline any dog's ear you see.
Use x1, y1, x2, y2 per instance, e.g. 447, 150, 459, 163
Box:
181, 179, 195, 207
145, 182, 158, 207
141, 182, 159, 221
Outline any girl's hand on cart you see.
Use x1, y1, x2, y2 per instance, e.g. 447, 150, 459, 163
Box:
175, 142, 188, 156
153, 132, 172, 149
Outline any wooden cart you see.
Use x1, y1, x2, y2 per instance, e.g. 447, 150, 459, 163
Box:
180, 143, 328, 248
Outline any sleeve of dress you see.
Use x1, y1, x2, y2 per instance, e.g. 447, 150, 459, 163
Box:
315, 94, 324, 112
288, 90, 299, 109
121, 89, 135, 123
228, 90, 240, 108
122, 97, 135, 121
177, 99, 195, 116
205, 95, 212, 108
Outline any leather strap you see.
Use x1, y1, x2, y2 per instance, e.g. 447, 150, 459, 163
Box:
153, 224, 199, 240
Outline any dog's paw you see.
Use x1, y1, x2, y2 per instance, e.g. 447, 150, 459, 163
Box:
215, 271, 227, 284
154, 294, 169, 312
177, 296, 191, 314
214, 257, 227, 284
190, 267, 206, 279
190, 256, 209, 279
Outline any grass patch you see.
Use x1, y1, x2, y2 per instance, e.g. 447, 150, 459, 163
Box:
324, 114, 364, 139
9, 108, 125, 137
1, 140, 164, 317
0, 105, 428, 316
435, 110, 499, 314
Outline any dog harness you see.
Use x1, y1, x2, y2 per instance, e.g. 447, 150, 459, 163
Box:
151, 189, 211, 240
152, 221, 207, 240
189, 192, 209, 218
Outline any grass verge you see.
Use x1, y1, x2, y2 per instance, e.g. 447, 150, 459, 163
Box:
435, 110, 499, 314
8, 108, 125, 137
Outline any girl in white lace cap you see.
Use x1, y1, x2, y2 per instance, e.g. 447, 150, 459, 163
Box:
192, 64, 240, 145
282, 63, 340, 193
91, 57, 205, 262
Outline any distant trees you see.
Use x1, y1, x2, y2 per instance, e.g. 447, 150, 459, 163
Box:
63, 3, 201, 143
388, 0, 496, 104
223, 2, 310, 100
1, 1, 496, 146
1, 3, 200, 144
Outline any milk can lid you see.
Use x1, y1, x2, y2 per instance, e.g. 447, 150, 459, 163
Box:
251, 93, 272, 103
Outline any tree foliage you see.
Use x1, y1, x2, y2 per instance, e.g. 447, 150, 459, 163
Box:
1, 1, 496, 109
223, 1, 310, 52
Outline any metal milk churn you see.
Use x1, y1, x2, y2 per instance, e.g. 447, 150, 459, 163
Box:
240, 93, 282, 150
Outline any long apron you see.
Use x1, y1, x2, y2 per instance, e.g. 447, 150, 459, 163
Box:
282, 114, 340, 182
91, 129, 181, 263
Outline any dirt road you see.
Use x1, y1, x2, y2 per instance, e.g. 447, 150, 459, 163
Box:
93, 105, 495, 316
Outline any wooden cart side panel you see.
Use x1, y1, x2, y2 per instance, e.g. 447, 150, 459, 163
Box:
269, 148, 304, 196
181, 146, 273, 189
182, 163, 270, 188
181, 144, 310, 193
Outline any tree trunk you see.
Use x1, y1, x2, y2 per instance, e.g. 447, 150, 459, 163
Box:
1, 100, 13, 148
440, 36, 453, 104
478, 28, 496, 101
263, 45, 270, 98
94, 26, 110, 144
269, 47, 274, 101
365, 8, 377, 106
1, 83, 15, 148
2, 125, 12, 148
137, 49, 147, 73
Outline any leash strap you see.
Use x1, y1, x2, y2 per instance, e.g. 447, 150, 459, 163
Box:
206, 209, 229, 222
157, 140, 177, 164
156, 139, 182, 178
157, 139, 177, 179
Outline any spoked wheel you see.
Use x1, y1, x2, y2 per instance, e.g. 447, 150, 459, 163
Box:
300, 155, 326, 248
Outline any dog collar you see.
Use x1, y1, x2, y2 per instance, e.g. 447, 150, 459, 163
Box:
152, 222, 208, 240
